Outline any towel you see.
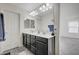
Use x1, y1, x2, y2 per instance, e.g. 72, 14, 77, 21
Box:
0, 13, 5, 41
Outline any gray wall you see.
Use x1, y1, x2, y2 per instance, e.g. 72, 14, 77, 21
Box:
59, 3, 79, 55
60, 3, 79, 38
60, 37, 79, 55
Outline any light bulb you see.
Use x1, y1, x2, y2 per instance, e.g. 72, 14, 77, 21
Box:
46, 3, 50, 6
39, 7, 42, 10
42, 5, 45, 8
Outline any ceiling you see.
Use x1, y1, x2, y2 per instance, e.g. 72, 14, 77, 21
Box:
9, 3, 53, 17
10, 3, 42, 12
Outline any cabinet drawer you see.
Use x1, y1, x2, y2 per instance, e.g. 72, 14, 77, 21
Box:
36, 41, 48, 55
27, 34, 30, 38
31, 38, 36, 47
36, 36, 48, 44
36, 41, 48, 50
31, 45, 36, 54
27, 43, 31, 50
31, 35, 36, 39
36, 50, 44, 55
36, 49, 48, 55
27, 37, 31, 44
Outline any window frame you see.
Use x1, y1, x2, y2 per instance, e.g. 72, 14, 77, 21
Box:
68, 21, 79, 33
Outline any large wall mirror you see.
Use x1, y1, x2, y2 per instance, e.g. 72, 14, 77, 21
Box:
24, 19, 35, 29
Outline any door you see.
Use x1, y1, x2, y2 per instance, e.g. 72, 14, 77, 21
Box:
1, 11, 20, 52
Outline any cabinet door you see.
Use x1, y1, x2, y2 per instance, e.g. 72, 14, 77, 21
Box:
27, 37, 31, 44
27, 43, 31, 50
36, 49, 44, 55
27, 34, 30, 38
27, 34, 31, 44
31, 35, 36, 47
23, 33, 27, 47
36, 41, 48, 55
31, 45, 36, 54
36, 36, 48, 44
4, 11, 20, 50
26, 34, 31, 50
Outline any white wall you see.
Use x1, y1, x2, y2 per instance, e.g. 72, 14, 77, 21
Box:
40, 9, 54, 33
0, 11, 20, 52
59, 3, 79, 55
60, 3, 79, 38
20, 13, 42, 34
0, 3, 28, 53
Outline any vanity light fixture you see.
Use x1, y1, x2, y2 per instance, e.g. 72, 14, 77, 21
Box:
29, 11, 38, 16
46, 3, 52, 9
39, 3, 52, 12
29, 3, 53, 16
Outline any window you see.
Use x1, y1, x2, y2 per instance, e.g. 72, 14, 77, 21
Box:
68, 21, 79, 33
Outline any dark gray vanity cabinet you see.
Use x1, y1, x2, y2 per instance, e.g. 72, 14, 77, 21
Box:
23, 33, 54, 55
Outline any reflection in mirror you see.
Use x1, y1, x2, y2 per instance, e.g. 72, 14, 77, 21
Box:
24, 19, 35, 29
24, 19, 30, 28
31, 20, 35, 28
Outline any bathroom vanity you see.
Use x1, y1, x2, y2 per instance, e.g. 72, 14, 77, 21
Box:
23, 33, 55, 55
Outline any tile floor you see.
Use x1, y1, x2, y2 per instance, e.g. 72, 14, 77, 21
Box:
18, 48, 34, 55
1, 47, 34, 55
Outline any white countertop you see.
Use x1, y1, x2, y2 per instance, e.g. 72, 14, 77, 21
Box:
23, 32, 54, 39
